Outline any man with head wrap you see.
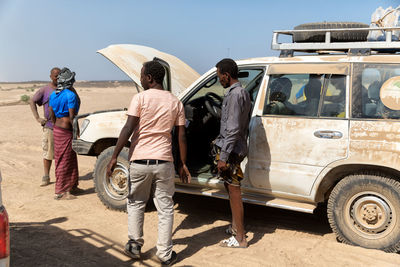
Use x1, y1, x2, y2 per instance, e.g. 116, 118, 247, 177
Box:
49, 67, 81, 200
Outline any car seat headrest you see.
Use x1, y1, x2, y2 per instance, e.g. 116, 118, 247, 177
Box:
304, 79, 321, 100
368, 81, 381, 101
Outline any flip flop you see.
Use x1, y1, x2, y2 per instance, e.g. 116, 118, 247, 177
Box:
219, 236, 247, 248
40, 175, 50, 187
225, 224, 237, 236
225, 225, 248, 237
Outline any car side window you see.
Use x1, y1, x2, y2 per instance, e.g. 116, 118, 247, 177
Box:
320, 75, 346, 117
263, 74, 346, 118
238, 69, 264, 103
263, 74, 322, 116
187, 69, 264, 102
352, 63, 400, 119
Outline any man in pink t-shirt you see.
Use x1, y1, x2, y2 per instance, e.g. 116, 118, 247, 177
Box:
106, 60, 190, 265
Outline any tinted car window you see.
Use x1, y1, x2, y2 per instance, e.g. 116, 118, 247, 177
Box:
263, 74, 346, 117
352, 63, 400, 119
188, 69, 263, 102
320, 75, 346, 117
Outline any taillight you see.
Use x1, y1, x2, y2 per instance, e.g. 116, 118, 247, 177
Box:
0, 207, 9, 258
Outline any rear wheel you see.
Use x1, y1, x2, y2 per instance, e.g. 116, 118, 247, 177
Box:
93, 146, 129, 211
327, 174, 400, 252
293, 22, 369, 43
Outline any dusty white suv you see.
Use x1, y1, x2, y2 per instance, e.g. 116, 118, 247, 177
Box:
73, 23, 400, 252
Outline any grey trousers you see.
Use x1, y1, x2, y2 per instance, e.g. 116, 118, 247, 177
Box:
127, 161, 175, 262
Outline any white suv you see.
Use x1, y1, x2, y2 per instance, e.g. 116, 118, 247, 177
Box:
73, 24, 400, 252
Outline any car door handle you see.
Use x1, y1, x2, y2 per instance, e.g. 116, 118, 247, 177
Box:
314, 130, 343, 139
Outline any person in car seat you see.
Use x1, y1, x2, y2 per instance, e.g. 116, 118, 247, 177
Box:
297, 78, 322, 116
265, 77, 294, 115
213, 58, 251, 248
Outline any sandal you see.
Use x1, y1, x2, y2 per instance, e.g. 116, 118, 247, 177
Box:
225, 224, 237, 236
219, 236, 247, 248
40, 175, 50, 187
54, 192, 77, 200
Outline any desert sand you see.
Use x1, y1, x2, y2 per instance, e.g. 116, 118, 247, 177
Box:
1, 82, 400, 266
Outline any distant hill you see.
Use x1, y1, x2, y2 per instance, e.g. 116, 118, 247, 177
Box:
0, 80, 137, 88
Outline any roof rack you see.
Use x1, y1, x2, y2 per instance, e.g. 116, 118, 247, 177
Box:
272, 27, 400, 56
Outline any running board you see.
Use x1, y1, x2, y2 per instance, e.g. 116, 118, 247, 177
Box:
175, 185, 316, 214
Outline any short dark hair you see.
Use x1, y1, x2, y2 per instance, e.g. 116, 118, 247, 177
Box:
216, 58, 238, 79
51, 67, 60, 73
143, 61, 165, 84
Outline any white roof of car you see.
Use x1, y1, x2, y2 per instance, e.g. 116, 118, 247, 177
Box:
236, 54, 400, 65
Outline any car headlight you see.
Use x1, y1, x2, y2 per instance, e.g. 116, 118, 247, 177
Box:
80, 119, 90, 135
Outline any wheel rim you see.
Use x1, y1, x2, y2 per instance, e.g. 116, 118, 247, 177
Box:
345, 191, 395, 239
103, 162, 128, 201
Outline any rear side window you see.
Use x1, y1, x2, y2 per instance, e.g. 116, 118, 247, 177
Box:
263, 74, 346, 117
352, 63, 400, 119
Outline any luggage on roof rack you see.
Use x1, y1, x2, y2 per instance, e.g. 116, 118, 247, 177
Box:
272, 24, 400, 56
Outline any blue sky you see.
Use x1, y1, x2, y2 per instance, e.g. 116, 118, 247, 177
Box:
0, 0, 398, 81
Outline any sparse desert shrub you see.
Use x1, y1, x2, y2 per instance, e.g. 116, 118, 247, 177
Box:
20, 94, 30, 103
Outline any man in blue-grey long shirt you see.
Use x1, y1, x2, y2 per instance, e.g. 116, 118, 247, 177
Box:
214, 58, 251, 248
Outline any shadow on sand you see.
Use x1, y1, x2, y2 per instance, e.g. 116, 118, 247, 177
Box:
170, 193, 331, 264
10, 217, 153, 267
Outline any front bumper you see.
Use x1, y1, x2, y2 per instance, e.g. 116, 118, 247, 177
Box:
72, 108, 125, 155
72, 139, 94, 155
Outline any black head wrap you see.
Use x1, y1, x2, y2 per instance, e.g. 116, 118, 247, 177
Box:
56, 67, 76, 93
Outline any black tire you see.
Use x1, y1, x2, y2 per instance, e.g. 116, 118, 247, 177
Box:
93, 146, 129, 212
327, 174, 400, 252
293, 22, 369, 43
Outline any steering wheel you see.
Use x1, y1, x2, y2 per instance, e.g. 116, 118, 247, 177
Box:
204, 92, 223, 119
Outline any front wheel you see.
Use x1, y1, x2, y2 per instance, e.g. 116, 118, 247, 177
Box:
327, 174, 400, 252
93, 146, 129, 211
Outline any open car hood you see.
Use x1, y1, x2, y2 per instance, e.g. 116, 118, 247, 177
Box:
97, 44, 200, 95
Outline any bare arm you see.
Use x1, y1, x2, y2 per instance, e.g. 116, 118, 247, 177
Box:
176, 125, 191, 183
106, 115, 139, 177
69, 108, 80, 136
219, 93, 241, 162
68, 108, 76, 121
29, 98, 46, 126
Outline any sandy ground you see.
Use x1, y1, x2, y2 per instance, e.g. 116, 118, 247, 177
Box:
1, 82, 400, 266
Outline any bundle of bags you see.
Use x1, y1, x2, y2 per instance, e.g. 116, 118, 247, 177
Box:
367, 6, 400, 41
